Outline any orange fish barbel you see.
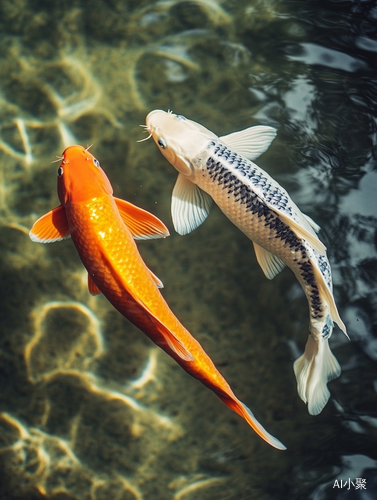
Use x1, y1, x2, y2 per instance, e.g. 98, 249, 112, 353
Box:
29, 145, 285, 450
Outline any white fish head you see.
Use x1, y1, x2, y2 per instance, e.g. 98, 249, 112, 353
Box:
145, 109, 218, 177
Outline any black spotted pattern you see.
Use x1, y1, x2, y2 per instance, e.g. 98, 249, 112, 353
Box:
322, 322, 331, 340
206, 142, 293, 215
317, 254, 331, 289
205, 141, 323, 320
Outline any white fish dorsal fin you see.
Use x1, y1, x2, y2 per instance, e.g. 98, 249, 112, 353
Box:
310, 259, 348, 337
253, 242, 286, 280
172, 173, 213, 235
220, 125, 277, 161
276, 210, 326, 255
302, 213, 321, 233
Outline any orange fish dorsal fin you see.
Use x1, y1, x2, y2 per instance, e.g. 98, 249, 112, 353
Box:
114, 197, 170, 240
88, 274, 102, 296
29, 205, 70, 243
148, 268, 164, 288
131, 293, 193, 361
154, 319, 194, 361
163, 328, 194, 362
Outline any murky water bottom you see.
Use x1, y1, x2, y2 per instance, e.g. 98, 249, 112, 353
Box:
0, 1, 376, 499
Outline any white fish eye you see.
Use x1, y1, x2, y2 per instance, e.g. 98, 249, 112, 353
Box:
175, 114, 186, 120
57, 166, 63, 177
93, 158, 100, 167
158, 138, 167, 149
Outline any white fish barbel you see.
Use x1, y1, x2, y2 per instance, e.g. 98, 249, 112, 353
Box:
145, 109, 349, 415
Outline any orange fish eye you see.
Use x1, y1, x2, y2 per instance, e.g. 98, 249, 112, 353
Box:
93, 158, 100, 167
57, 166, 63, 177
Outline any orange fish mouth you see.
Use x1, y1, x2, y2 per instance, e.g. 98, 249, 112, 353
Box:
56, 144, 94, 165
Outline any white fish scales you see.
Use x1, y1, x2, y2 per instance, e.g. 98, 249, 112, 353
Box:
145, 110, 348, 415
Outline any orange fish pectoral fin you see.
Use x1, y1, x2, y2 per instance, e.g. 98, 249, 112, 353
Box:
114, 197, 170, 240
88, 274, 102, 296
29, 205, 70, 243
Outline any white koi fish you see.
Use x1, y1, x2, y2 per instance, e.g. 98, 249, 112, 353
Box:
145, 109, 348, 415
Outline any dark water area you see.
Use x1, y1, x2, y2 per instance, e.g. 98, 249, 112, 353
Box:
0, 0, 376, 499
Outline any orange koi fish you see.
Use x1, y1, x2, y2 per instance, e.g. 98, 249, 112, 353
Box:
29, 145, 285, 450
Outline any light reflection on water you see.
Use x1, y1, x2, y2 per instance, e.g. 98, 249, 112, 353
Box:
0, 0, 376, 499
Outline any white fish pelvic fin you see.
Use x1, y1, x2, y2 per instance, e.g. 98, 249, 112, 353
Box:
253, 242, 286, 279
294, 332, 341, 415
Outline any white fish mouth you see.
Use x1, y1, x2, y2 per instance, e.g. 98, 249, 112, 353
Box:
145, 109, 171, 132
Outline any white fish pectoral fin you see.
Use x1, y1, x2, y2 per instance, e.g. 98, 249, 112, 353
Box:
293, 336, 341, 415
302, 213, 321, 233
220, 125, 277, 161
253, 242, 286, 279
172, 173, 212, 235
277, 210, 326, 255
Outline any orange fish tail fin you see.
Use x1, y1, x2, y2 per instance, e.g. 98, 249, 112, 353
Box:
219, 394, 286, 450
238, 401, 286, 450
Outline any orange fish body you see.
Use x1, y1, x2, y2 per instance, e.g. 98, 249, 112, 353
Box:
29, 145, 285, 450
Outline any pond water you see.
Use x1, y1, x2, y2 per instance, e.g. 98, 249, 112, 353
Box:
0, 1, 376, 499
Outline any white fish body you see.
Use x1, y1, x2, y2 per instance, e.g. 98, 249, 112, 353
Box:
145, 109, 348, 415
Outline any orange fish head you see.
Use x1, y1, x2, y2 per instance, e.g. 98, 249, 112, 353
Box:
57, 145, 113, 205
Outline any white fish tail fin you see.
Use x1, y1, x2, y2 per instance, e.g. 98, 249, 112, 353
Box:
293, 334, 341, 415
